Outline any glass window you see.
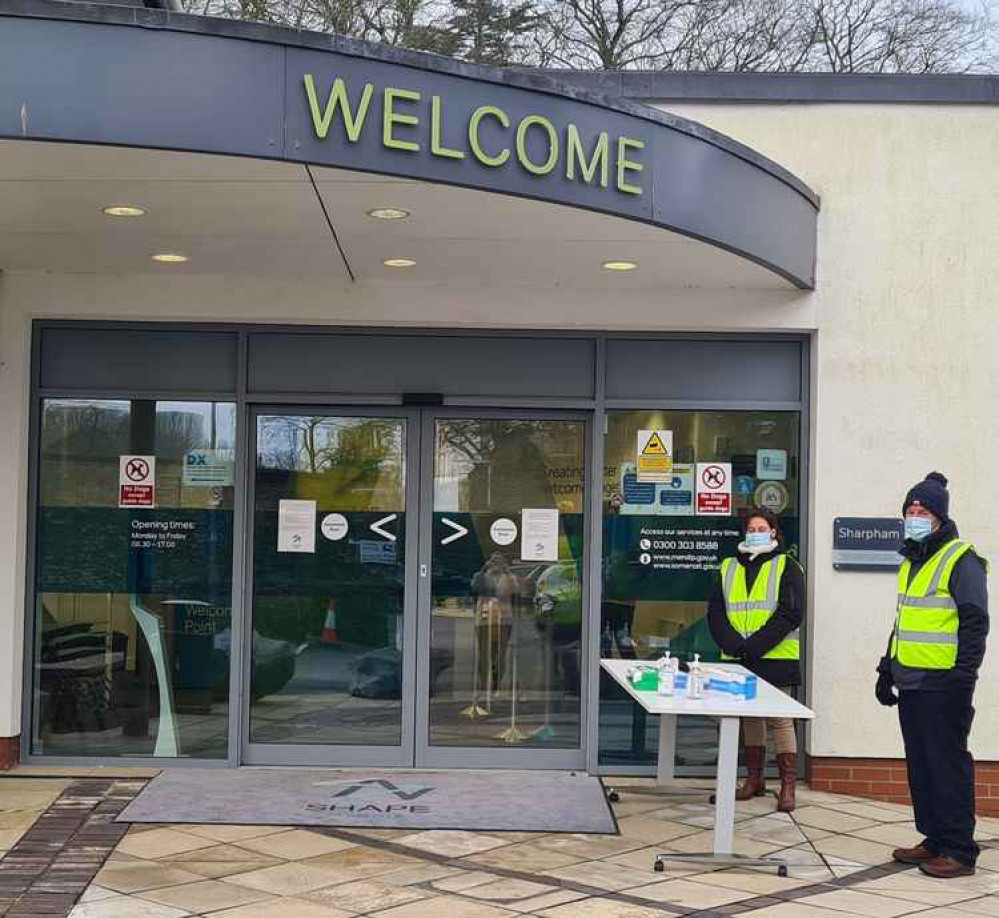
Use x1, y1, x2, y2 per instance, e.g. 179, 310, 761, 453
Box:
32, 399, 236, 758
599, 410, 801, 768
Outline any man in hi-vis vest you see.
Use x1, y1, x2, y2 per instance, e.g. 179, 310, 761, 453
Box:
876, 472, 989, 879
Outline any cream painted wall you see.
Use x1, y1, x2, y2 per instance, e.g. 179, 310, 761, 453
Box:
0, 272, 31, 740
659, 103, 999, 761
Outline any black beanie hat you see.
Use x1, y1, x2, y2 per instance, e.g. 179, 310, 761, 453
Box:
903, 471, 950, 522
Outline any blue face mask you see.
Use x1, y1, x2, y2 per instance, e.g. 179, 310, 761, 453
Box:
745, 531, 773, 549
905, 516, 934, 542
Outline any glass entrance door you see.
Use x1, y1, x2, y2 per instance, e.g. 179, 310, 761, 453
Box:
416, 413, 588, 768
244, 410, 418, 765
243, 408, 587, 768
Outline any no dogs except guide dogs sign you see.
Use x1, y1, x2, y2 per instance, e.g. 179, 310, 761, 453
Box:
637, 430, 673, 483
119, 455, 156, 509
696, 462, 732, 516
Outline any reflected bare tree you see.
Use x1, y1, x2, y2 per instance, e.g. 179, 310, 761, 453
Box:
259, 417, 402, 494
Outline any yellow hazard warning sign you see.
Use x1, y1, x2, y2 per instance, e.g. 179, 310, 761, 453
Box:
637, 429, 673, 483
642, 432, 669, 455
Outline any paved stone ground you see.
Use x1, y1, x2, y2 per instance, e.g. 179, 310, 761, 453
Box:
1, 775, 998, 918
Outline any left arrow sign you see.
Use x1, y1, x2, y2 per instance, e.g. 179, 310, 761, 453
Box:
369, 514, 398, 542
441, 517, 469, 545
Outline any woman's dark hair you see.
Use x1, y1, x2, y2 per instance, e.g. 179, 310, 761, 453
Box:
742, 506, 783, 545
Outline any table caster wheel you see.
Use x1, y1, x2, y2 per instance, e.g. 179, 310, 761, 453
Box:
653, 859, 665, 873
608, 790, 620, 803
778, 865, 788, 878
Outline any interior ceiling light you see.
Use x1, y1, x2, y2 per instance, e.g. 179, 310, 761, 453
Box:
602, 260, 638, 271
383, 258, 416, 268
367, 208, 411, 221
151, 252, 189, 264
102, 205, 146, 217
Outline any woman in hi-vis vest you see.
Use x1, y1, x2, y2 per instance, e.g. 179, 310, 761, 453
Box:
707, 507, 805, 812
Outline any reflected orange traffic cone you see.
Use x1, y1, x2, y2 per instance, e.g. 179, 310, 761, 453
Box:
321, 601, 339, 645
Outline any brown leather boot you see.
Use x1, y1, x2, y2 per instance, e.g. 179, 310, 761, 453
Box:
919, 855, 975, 878
892, 843, 936, 865
736, 746, 766, 800
776, 752, 797, 812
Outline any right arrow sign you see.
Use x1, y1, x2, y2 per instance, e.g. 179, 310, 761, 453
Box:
440, 517, 469, 545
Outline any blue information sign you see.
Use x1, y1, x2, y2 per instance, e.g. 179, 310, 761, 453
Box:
623, 473, 656, 505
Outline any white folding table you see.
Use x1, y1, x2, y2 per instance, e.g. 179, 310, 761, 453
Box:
601, 659, 814, 875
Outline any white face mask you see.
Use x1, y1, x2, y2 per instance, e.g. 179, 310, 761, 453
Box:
905, 516, 933, 542
745, 531, 774, 549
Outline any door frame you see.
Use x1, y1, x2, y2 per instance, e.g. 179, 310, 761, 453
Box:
414, 408, 591, 770
240, 405, 423, 767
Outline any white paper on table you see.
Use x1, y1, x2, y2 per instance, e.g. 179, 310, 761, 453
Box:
521, 508, 559, 561
277, 499, 317, 553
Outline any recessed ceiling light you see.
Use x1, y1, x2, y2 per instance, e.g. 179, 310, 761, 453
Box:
367, 208, 411, 221
151, 252, 189, 264
383, 258, 416, 268
602, 260, 638, 271
102, 205, 146, 217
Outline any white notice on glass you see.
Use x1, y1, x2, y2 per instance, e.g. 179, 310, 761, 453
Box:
278, 500, 316, 553
521, 508, 559, 562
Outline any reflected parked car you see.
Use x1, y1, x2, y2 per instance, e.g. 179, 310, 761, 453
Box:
211, 626, 306, 701
533, 561, 583, 696
534, 561, 582, 627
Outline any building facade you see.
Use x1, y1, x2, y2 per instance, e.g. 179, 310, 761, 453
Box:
0, 0, 995, 811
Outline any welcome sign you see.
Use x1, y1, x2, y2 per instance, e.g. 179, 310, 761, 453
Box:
302, 74, 645, 196
287, 50, 658, 226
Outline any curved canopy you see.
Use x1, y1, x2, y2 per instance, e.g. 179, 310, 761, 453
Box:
0, 1, 819, 289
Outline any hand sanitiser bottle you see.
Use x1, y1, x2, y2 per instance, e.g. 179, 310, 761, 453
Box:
688, 653, 704, 699
657, 652, 675, 696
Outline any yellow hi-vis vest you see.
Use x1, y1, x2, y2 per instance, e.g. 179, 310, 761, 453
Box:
891, 539, 977, 670
720, 554, 800, 661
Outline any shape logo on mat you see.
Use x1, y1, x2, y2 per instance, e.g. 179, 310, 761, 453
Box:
306, 778, 435, 815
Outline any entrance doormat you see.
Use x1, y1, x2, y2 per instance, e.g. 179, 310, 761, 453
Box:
117, 768, 617, 834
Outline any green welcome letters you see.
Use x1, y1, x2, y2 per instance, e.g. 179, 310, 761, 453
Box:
304, 75, 645, 195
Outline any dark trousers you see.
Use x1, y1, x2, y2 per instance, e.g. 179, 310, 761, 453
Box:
898, 688, 979, 865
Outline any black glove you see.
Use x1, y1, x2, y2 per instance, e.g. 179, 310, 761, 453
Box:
875, 657, 898, 707
727, 639, 748, 661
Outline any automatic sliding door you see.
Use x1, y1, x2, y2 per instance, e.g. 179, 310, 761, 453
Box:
419, 413, 587, 767
244, 410, 417, 765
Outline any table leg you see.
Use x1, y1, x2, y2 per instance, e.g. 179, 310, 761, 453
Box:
609, 713, 701, 803
653, 714, 789, 875
713, 716, 739, 855
657, 714, 677, 787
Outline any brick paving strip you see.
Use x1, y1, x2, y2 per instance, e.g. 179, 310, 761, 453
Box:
0, 780, 144, 918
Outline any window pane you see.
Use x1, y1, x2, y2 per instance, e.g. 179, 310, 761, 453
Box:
599, 409, 801, 769
249, 415, 408, 747
33, 399, 236, 758
428, 418, 586, 749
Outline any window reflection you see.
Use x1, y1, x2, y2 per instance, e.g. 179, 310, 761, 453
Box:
599, 410, 801, 769
33, 399, 236, 758
429, 418, 585, 749
250, 416, 408, 747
